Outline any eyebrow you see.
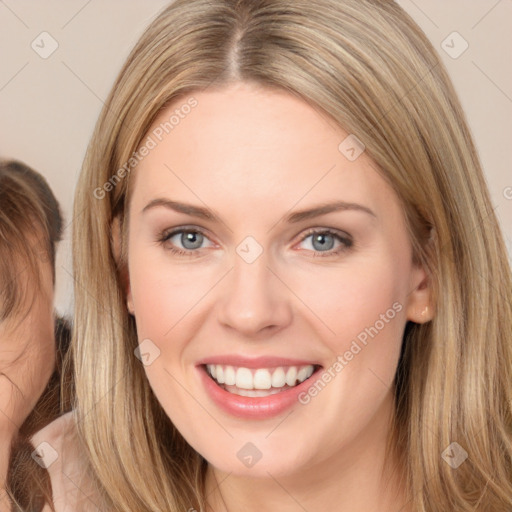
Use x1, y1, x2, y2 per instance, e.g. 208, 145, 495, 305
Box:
141, 198, 376, 223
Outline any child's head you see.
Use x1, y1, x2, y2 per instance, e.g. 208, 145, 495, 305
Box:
72, 1, 512, 510
0, 159, 64, 489
0, 160, 63, 320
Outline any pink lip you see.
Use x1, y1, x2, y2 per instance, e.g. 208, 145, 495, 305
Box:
196, 355, 320, 369
197, 364, 321, 420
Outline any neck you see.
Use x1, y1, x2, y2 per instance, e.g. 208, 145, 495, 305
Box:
205, 392, 410, 512
0, 435, 11, 511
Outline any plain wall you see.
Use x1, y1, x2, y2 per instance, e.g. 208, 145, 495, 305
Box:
0, 0, 511, 316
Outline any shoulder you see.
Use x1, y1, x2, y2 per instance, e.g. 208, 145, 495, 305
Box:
31, 412, 102, 512
31, 411, 74, 450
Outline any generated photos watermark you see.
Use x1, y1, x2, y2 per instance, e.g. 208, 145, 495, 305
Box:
93, 97, 198, 200
298, 301, 403, 404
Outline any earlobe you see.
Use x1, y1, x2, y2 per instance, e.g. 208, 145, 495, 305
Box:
405, 264, 434, 324
126, 290, 135, 316
111, 216, 134, 315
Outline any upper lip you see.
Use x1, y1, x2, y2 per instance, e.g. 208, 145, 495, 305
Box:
196, 355, 322, 369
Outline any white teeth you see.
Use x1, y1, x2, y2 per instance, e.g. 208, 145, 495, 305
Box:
285, 366, 298, 386
297, 365, 313, 382
233, 387, 284, 397
208, 364, 217, 379
253, 369, 272, 390
236, 367, 253, 389
216, 365, 225, 384
271, 367, 286, 388
224, 366, 236, 386
206, 363, 316, 392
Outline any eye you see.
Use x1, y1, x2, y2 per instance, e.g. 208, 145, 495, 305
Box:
297, 229, 353, 256
157, 227, 214, 256
157, 227, 353, 258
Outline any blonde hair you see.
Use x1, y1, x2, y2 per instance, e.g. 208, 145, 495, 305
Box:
71, 0, 512, 510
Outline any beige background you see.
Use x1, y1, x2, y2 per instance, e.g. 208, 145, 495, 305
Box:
0, 0, 511, 316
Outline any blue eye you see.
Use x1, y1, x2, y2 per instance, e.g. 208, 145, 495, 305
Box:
298, 229, 353, 256
158, 228, 213, 256
177, 231, 204, 250
311, 232, 335, 251
157, 227, 353, 258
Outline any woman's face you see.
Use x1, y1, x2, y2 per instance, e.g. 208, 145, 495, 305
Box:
124, 82, 432, 478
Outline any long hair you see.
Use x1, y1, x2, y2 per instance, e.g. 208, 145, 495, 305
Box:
0, 160, 70, 510
71, 1, 512, 510
7, 317, 72, 511
0, 160, 62, 321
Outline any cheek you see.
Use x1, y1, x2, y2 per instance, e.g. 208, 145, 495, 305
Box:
128, 250, 220, 341
0, 263, 56, 433
284, 255, 410, 411
0, 342, 55, 435
290, 255, 407, 346
22, 326, 56, 412
23, 341, 56, 404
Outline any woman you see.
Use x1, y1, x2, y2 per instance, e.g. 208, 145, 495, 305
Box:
32, 0, 512, 510
0, 160, 70, 510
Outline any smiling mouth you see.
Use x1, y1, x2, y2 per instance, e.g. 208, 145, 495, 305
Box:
204, 363, 322, 397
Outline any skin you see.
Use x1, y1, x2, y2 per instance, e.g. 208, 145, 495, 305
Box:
123, 81, 433, 512
0, 238, 55, 499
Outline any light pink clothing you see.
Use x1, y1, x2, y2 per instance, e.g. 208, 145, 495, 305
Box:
31, 412, 103, 512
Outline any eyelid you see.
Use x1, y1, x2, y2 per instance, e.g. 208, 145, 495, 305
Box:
296, 226, 352, 243
293, 227, 353, 256
158, 225, 353, 257
159, 225, 216, 247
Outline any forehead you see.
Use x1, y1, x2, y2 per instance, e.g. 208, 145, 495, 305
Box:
129, 83, 398, 220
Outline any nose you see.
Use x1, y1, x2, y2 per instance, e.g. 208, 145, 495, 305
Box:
216, 252, 293, 338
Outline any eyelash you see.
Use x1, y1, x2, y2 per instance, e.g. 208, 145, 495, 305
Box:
156, 226, 353, 258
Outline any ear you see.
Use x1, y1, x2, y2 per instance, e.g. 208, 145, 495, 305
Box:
111, 216, 135, 315
405, 263, 434, 323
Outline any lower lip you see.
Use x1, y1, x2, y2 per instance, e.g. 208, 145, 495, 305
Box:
198, 365, 320, 419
